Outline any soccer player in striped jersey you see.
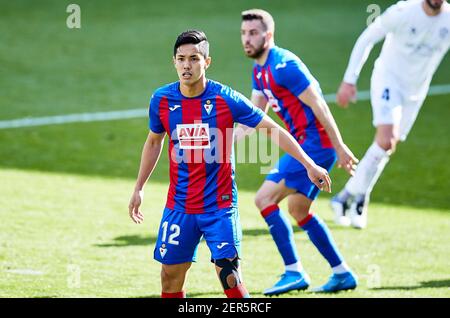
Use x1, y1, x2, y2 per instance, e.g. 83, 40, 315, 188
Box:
128, 30, 332, 298
237, 9, 359, 294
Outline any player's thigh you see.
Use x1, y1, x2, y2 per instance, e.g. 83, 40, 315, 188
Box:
398, 95, 425, 141
255, 179, 297, 208
287, 192, 313, 221
258, 153, 306, 207
161, 262, 192, 283
154, 208, 202, 265
370, 69, 403, 128
281, 149, 336, 201
198, 208, 242, 261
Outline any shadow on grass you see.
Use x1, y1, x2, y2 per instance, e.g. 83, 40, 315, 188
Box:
96, 228, 293, 247
372, 279, 450, 291
243, 222, 350, 238
95, 235, 157, 247
135, 292, 224, 298
242, 227, 300, 237
96, 224, 351, 247
135, 290, 270, 298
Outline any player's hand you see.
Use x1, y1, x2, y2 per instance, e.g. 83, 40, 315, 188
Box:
307, 164, 332, 193
128, 190, 144, 224
336, 82, 357, 108
336, 144, 359, 176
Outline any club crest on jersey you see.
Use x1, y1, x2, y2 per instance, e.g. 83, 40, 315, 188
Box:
177, 123, 211, 149
159, 244, 167, 258
440, 27, 448, 39
204, 100, 213, 115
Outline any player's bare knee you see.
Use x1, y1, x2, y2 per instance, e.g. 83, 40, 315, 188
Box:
375, 127, 399, 153
160, 266, 173, 284
215, 257, 241, 289
376, 138, 396, 153
161, 265, 183, 286
288, 206, 309, 222
254, 192, 274, 210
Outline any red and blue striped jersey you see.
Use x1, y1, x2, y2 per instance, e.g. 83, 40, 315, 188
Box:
252, 46, 332, 152
149, 79, 265, 214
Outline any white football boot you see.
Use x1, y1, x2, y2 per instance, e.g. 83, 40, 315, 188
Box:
330, 196, 351, 227
349, 195, 368, 229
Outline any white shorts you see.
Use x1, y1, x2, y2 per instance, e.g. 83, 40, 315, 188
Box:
370, 68, 427, 141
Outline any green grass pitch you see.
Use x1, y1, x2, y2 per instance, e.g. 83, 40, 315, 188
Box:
0, 0, 449, 297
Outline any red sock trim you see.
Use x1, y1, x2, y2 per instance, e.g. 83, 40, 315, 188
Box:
161, 291, 186, 298
224, 284, 249, 298
260, 204, 279, 218
298, 213, 314, 227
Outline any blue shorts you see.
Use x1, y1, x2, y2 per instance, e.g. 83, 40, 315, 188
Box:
266, 148, 337, 200
153, 207, 242, 265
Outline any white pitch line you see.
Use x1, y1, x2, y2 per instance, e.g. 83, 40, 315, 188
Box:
6, 269, 44, 275
0, 108, 147, 129
1, 84, 449, 130
322, 84, 450, 103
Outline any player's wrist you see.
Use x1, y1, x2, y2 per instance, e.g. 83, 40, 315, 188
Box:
342, 75, 357, 86
303, 159, 317, 171
334, 142, 347, 153
134, 186, 144, 193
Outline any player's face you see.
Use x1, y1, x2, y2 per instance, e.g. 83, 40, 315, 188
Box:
241, 20, 269, 59
425, 0, 444, 10
173, 44, 211, 86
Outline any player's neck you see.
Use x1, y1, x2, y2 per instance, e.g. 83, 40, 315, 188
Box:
179, 77, 207, 98
422, 1, 442, 16
255, 44, 274, 66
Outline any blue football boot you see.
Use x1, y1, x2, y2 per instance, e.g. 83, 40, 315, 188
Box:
263, 271, 311, 296
311, 271, 358, 293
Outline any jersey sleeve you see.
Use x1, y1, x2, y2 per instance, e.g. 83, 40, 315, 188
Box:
276, 59, 311, 97
223, 87, 265, 128
148, 94, 165, 134
377, 1, 406, 33
342, 2, 404, 84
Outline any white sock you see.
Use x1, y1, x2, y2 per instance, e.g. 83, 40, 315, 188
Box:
335, 189, 352, 202
285, 262, 304, 273
332, 262, 350, 274
345, 142, 390, 197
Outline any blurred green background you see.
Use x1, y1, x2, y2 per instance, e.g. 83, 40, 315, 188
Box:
0, 0, 449, 297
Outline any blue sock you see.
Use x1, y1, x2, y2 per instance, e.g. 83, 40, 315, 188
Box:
261, 205, 299, 266
299, 213, 344, 268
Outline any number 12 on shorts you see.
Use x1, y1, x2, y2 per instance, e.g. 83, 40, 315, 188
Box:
161, 221, 180, 245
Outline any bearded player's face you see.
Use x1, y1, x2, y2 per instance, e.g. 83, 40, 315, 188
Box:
241, 20, 268, 59
426, 0, 445, 10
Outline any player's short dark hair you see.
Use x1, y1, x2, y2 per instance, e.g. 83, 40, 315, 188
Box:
173, 30, 209, 58
241, 9, 275, 33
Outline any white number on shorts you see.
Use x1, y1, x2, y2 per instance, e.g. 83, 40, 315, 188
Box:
382, 88, 390, 101
161, 221, 180, 246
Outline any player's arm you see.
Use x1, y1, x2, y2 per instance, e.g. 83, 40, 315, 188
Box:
128, 130, 166, 224
255, 115, 331, 192
235, 90, 268, 142
299, 85, 358, 175
337, 11, 390, 107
